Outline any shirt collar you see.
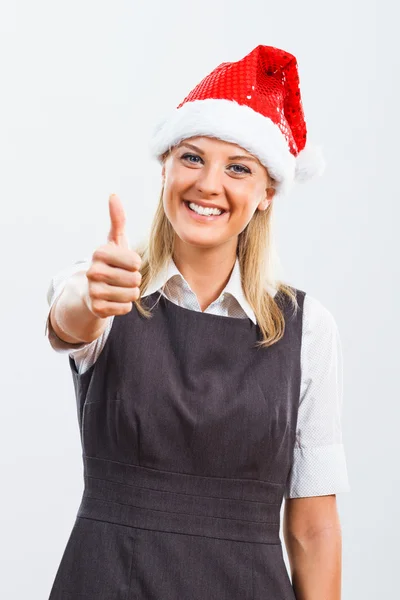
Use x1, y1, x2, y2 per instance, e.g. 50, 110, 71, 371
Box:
142, 256, 276, 326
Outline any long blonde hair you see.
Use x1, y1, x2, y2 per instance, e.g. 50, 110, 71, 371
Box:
133, 155, 299, 349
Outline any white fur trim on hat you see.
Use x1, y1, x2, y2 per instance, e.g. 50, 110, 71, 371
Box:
150, 98, 297, 196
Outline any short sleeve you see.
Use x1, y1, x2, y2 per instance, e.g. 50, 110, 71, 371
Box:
284, 294, 351, 498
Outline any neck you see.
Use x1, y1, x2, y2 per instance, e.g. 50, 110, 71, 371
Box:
172, 238, 238, 312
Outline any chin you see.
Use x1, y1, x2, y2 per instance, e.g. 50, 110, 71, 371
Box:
174, 225, 226, 248
178, 231, 223, 247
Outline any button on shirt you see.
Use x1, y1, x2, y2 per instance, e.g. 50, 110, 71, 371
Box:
45, 257, 351, 499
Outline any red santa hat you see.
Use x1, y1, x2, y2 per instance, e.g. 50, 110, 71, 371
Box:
150, 45, 325, 198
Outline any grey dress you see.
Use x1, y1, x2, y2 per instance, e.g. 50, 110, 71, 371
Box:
48, 288, 305, 599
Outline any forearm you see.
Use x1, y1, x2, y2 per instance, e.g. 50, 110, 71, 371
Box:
285, 526, 343, 600
50, 271, 109, 344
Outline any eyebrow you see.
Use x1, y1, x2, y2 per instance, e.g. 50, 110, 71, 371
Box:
177, 142, 259, 163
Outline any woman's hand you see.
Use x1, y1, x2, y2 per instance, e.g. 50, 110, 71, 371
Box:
84, 194, 143, 319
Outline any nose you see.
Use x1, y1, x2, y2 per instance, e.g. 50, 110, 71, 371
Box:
195, 164, 224, 197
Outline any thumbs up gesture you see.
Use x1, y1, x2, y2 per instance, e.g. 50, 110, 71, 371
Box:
85, 194, 143, 318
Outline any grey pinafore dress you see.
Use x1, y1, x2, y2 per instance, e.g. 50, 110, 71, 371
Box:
48, 288, 305, 600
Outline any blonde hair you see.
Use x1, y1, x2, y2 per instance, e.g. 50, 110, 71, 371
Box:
133, 153, 299, 349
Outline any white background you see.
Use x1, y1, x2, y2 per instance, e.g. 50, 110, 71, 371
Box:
1, 1, 397, 598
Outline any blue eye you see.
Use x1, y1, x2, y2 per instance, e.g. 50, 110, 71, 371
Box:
181, 153, 203, 164
229, 164, 251, 174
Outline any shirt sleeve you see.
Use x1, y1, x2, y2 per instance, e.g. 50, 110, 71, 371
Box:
284, 294, 351, 498
44, 257, 92, 353
45, 257, 115, 375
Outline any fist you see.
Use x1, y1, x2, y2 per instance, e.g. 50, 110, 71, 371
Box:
84, 194, 143, 318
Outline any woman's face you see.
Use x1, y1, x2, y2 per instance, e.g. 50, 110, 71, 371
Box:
162, 136, 275, 250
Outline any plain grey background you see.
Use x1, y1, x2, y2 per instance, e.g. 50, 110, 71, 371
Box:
1, 1, 398, 598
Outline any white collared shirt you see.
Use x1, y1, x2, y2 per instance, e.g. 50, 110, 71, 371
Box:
45, 257, 351, 499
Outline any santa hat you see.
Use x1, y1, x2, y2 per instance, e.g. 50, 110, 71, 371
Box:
150, 45, 325, 198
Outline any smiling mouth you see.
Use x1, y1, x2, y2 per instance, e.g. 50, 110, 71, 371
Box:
183, 200, 227, 214
182, 200, 229, 223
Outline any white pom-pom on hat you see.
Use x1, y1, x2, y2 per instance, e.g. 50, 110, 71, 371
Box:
295, 143, 326, 183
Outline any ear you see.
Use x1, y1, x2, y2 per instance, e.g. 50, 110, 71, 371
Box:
257, 186, 275, 211
267, 186, 276, 202
161, 164, 166, 181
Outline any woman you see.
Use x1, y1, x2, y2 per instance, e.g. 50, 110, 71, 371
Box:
46, 45, 350, 599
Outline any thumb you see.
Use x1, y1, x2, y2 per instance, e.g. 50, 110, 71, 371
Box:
107, 193, 129, 248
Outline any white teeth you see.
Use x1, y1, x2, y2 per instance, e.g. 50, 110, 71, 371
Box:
188, 202, 223, 216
